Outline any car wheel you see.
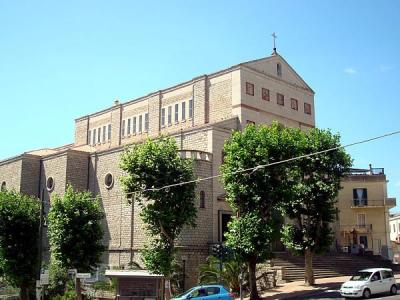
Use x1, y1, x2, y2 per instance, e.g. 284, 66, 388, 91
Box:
390, 284, 397, 295
362, 288, 371, 299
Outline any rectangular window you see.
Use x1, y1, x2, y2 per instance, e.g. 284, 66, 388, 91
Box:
132, 117, 137, 134
304, 103, 312, 115
168, 106, 172, 125
353, 188, 368, 206
127, 118, 131, 135
93, 129, 96, 144
174, 103, 179, 123
108, 124, 111, 140
144, 113, 149, 132
189, 99, 193, 119
97, 127, 101, 143
246, 82, 254, 96
139, 115, 142, 132
277, 93, 284, 106
357, 213, 366, 226
88, 130, 91, 145
122, 120, 126, 137
161, 108, 165, 127
291, 98, 298, 110
182, 101, 186, 120
102, 125, 106, 142
394, 224, 396, 233
262, 88, 270, 101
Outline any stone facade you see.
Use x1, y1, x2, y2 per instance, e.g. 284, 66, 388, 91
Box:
0, 52, 317, 288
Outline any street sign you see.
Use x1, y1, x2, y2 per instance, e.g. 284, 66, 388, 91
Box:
76, 273, 91, 279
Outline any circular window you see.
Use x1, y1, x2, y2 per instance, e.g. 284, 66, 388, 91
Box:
46, 177, 54, 192
105, 173, 114, 189
1, 181, 6, 191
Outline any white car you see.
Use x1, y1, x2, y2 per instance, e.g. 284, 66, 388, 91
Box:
340, 268, 397, 298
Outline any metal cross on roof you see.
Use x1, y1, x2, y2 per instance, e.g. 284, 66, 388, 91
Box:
271, 32, 277, 53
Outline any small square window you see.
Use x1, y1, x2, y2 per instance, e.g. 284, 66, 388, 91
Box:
277, 93, 284, 106
246, 82, 254, 96
291, 98, 298, 110
262, 88, 270, 101
304, 103, 312, 115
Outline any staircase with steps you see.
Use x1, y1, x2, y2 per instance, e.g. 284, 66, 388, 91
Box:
272, 252, 400, 282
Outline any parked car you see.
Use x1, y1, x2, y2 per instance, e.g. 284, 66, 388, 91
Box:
171, 285, 235, 300
340, 268, 397, 298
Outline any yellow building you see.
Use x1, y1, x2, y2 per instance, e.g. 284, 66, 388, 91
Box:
335, 165, 396, 258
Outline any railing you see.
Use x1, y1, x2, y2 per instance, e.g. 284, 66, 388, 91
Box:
347, 168, 385, 176
351, 199, 390, 207
340, 224, 373, 232
178, 150, 213, 161
386, 197, 396, 207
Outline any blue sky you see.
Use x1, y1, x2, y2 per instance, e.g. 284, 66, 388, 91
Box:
1, 1, 399, 210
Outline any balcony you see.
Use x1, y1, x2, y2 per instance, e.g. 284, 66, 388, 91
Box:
351, 199, 394, 208
340, 224, 373, 233
386, 197, 397, 207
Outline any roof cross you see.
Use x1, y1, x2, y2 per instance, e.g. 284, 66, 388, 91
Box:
271, 32, 277, 53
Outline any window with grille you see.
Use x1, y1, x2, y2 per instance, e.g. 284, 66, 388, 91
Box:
246, 82, 254, 96
262, 88, 270, 101
277, 93, 284, 106
304, 103, 312, 115
291, 98, 298, 110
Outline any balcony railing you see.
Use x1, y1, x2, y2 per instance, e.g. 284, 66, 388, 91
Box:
347, 168, 385, 176
340, 224, 373, 232
351, 199, 394, 207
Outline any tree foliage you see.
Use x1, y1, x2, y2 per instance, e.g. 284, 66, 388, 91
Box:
281, 128, 352, 285
221, 123, 303, 300
0, 189, 40, 299
47, 186, 105, 271
120, 136, 197, 278
198, 255, 247, 293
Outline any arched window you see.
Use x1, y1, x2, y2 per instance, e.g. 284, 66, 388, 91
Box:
1, 181, 6, 191
199, 191, 205, 208
105, 173, 114, 189
277, 63, 282, 77
46, 177, 55, 192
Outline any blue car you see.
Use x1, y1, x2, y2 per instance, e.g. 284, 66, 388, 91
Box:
172, 285, 235, 300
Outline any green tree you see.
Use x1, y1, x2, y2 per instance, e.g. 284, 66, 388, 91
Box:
220, 123, 303, 300
281, 128, 352, 285
198, 255, 247, 293
120, 136, 197, 292
47, 186, 105, 300
0, 189, 40, 300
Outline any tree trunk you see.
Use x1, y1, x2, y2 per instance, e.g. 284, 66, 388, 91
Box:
248, 257, 259, 300
19, 285, 28, 300
76, 277, 82, 300
304, 248, 315, 286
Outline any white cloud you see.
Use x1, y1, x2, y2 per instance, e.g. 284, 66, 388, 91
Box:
344, 67, 357, 75
379, 65, 395, 73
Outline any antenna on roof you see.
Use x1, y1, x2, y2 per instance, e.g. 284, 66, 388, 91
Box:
271, 32, 277, 54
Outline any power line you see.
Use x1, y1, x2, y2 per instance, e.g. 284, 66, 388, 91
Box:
40, 129, 400, 202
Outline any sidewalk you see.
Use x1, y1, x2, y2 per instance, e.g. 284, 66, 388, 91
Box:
248, 274, 400, 300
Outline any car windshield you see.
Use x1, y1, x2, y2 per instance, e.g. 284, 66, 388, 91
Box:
350, 271, 373, 281
175, 287, 196, 298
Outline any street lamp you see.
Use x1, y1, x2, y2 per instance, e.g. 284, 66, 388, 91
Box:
181, 255, 188, 291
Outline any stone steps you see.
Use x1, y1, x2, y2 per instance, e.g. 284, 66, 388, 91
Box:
272, 253, 400, 282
